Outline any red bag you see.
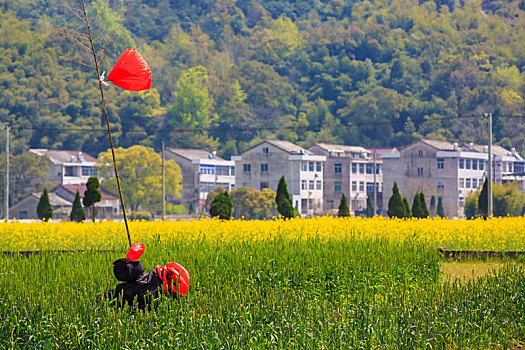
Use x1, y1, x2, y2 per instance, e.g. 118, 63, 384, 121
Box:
105, 49, 152, 91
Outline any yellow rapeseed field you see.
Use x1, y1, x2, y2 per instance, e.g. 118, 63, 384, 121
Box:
2, 216, 524, 251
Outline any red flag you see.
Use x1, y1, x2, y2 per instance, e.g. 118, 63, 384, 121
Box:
105, 49, 152, 91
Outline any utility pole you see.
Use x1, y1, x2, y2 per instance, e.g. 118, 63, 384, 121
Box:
373, 149, 377, 216
1, 126, 9, 220
162, 141, 166, 219
485, 112, 493, 217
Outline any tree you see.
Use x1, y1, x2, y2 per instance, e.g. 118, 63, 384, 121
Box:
83, 177, 102, 222
8, 152, 50, 206
276, 176, 294, 219
411, 192, 423, 218
365, 195, 374, 218
166, 66, 218, 149
387, 182, 405, 218
420, 192, 430, 218
230, 187, 278, 219
437, 197, 445, 218
493, 182, 525, 217
464, 192, 479, 219
37, 188, 53, 221
430, 196, 436, 217
478, 178, 489, 218
97, 145, 182, 213
338, 193, 350, 217
402, 197, 411, 218
70, 190, 86, 222
209, 191, 233, 220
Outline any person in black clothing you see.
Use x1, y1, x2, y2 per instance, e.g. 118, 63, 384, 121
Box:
100, 243, 190, 311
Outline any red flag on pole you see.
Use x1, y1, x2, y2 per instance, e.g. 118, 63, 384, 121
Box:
104, 49, 152, 91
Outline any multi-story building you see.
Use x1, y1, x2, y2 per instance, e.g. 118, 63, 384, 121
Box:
232, 140, 326, 216
381, 139, 524, 218
165, 148, 235, 213
308, 143, 392, 214
30, 149, 97, 185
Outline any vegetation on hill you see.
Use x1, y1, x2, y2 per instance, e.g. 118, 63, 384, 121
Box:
0, 0, 524, 160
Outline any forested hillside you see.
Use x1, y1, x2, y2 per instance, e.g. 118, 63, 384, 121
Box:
1, 0, 524, 158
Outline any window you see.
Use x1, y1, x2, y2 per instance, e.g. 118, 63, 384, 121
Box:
352, 163, 357, 174
82, 166, 92, 176
231, 166, 235, 176
465, 178, 471, 188
316, 180, 322, 190
65, 166, 74, 176
359, 164, 364, 174
309, 180, 314, 190
417, 167, 424, 176
376, 164, 381, 174
334, 181, 342, 192
216, 166, 230, 175
302, 162, 308, 171
459, 178, 464, 188
19, 210, 28, 219
366, 182, 374, 192
260, 163, 268, 173
352, 181, 357, 191
243, 164, 251, 173
260, 182, 269, 190
262, 147, 269, 154
459, 159, 464, 169
437, 179, 445, 189
472, 159, 478, 170
334, 163, 342, 174
466, 159, 471, 169
417, 149, 423, 157
366, 164, 373, 174
359, 181, 365, 192
437, 159, 444, 170
301, 180, 307, 190
472, 178, 478, 188
200, 164, 215, 174
199, 182, 216, 193
479, 161, 484, 170
309, 162, 314, 171
316, 162, 322, 172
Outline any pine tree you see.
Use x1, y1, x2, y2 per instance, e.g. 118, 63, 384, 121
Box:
402, 197, 411, 218
430, 196, 436, 217
37, 187, 53, 221
411, 192, 422, 218
478, 178, 489, 218
70, 190, 86, 222
209, 191, 233, 220
275, 176, 294, 219
387, 182, 405, 218
365, 195, 374, 218
437, 197, 445, 218
338, 193, 350, 217
420, 192, 429, 218
83, 177, 102, 222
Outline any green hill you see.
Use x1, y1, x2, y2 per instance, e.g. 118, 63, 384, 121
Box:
1, 0, 524, 158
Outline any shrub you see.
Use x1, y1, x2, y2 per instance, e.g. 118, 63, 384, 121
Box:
37, 187, 53, 221
210, 191, 233, 220
338, 193, 350, 217
70, 190, 86, 222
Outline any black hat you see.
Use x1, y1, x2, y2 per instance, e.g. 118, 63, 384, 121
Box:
113, 258, 145, 282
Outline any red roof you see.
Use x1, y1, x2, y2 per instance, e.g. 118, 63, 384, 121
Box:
61, 184, 118, 200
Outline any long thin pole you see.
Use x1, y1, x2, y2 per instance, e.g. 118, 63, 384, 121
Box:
488, 112, 493, 217
4, 126, 8, 220
162, 141, 165, 219
373, 149, 377, 216
81, 0, 131, 246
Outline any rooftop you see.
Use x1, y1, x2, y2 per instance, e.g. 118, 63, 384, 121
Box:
166, 148, 224, 161
30, 149, 97, 163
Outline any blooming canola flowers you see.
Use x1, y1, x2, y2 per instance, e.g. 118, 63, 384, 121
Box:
2, 216, 524, 251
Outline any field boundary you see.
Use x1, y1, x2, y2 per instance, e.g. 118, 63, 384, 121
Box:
437, 247, 525, 259
2, 249, 117, 257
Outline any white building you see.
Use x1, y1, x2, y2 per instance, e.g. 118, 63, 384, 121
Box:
233, 140, 326, 216
165, 148, 235, 213
30, 149, 97, 185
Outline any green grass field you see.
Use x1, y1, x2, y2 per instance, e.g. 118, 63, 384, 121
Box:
2, 237, 525, 349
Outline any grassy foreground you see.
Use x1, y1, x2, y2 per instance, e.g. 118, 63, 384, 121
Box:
2, 236, 525, 349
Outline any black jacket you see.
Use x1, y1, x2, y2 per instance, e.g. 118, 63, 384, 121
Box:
103, 258, 164, 311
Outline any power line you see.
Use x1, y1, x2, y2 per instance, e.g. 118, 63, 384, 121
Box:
6, 113, 525, 134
